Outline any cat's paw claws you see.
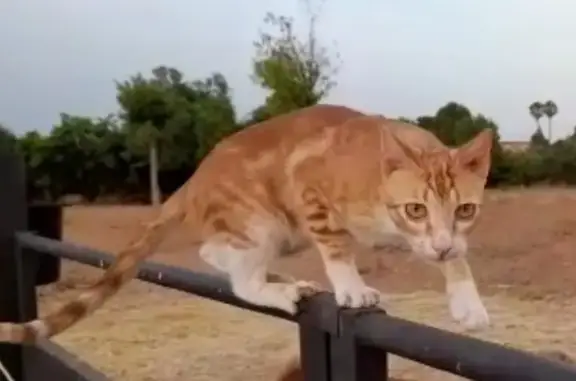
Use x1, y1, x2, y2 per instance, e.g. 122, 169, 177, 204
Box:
335, 284, 381, 308
295, 280, 323, 298
280, 280, 323, 315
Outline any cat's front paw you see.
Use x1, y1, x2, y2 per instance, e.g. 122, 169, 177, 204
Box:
448, 281, 490, 331
334, 283, 381, 308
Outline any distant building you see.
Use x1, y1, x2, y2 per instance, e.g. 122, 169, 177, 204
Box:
500, 140, 530, 152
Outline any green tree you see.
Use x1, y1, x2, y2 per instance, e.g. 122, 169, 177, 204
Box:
116, 67, 184, 205
424, 102, 474, 145
529, 127, 549, 149
50, 113, 124, 200
529, 101, 544, 134
251, 0, 340, 119
542, 100, 558, 142
17, 114, 125, 201
189, 73, 238, 161
117, 66, 238, 204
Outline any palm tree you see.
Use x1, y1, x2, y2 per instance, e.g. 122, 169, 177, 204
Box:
542, 100, 558, 142
529, 101, 545, 134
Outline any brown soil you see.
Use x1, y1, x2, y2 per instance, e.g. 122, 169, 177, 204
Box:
38, 188, 576, 381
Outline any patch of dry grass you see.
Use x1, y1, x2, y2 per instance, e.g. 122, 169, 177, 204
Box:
385, 292, 576, 381
42, 281, 296, 381
46, 193, 576, 381
40, 280, 576, 381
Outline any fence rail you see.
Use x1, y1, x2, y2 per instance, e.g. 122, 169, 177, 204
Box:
16, 231, 294, 322
2, 153, 576, 380
14, 232, 576, 381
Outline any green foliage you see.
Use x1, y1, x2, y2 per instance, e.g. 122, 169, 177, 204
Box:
114, 66, 238, 204
530, 128, 549, 149
17, 114, 130, 201
529, 101, 544, 128
542, 100, 559, 119
116, 67, 237, 167
10, 65, 241, 202
250, 0, 339, 121
529, 99, 558, 142
189, 73, 238, 161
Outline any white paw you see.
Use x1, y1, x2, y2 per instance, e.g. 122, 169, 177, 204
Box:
448, 281, 490, 331
278, 280, 323, 314
334, 283, 381, 308
294, 280, 323, 298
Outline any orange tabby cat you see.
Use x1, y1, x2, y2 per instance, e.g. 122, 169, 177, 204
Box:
0, 104, 492, 343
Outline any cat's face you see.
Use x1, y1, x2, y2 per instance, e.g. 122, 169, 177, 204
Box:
383, 130, 493, 262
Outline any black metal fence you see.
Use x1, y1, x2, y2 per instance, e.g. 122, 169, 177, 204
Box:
2, 153, 576, 381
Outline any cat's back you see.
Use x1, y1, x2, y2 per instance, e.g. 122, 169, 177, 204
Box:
191, 110, 445, 189
335, 115, 444, 151
221, 104, 365, 155
192, 104, 365, 180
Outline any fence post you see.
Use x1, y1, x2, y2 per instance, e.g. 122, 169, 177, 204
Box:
330, 309, 388, 381
0, 153, 37, 380
27, 204, 62, 286
298, 294, 335, 381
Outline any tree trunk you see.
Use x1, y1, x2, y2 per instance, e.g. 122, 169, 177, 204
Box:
547, 117, 552, 142
149, 141, 161, 206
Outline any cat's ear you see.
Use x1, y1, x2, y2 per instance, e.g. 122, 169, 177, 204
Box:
453, 128, 493, 178
381, 128, 422, 174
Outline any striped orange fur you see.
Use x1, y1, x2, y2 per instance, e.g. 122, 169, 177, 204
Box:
0, 104, 493, 344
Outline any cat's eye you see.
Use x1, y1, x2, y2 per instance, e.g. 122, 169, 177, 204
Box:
405, 203, 428, 221
455, 203, 477, 220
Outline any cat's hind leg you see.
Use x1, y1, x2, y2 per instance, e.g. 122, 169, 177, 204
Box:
199, 233, 320, 314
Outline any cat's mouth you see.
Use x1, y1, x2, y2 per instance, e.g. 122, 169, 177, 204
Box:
407, 240, 460, 262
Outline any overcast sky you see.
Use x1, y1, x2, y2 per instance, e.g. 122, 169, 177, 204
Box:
1, 0, 575, 141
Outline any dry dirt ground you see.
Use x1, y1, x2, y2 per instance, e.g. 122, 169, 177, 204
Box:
37, 188, 576, 381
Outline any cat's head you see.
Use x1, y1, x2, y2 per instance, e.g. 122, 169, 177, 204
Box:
383, 128, 493, 262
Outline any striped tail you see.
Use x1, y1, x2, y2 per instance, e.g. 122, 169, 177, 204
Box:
0, 186, 189, 344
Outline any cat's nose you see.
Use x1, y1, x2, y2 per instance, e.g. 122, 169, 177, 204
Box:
432, 231, 453, 259
437, 248, 454, 261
